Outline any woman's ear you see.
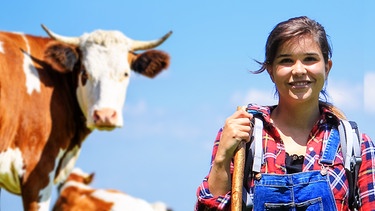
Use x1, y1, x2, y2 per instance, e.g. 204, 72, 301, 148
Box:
267, 64, 275, 83
325, 59, 333, 77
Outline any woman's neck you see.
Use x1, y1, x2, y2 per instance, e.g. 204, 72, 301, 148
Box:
271, 100, 321, 155
271, 100, 320, 131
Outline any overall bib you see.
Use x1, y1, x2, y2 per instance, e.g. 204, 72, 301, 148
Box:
250, 128, 340, 211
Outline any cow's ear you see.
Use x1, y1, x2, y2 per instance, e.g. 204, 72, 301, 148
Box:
44, 42, 79, 73
84, 173, 95, 185
130, 50, 170, 78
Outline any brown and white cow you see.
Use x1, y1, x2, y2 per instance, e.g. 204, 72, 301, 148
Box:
0, 25, 171, 210
53, 168, 172, 211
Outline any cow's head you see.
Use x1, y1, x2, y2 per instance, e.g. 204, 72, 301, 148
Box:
42, 25, 171, 130
57, 168, 94, 192
67, 168, 94, 185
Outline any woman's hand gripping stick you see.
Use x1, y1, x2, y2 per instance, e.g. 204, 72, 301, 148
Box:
231, 106, 253, 210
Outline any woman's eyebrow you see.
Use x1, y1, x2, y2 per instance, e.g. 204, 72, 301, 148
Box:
276, 54, 291, 59
276, 52, 319, 58
305, 52, 320, 56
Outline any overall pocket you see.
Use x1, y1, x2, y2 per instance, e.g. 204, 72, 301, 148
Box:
264, 197, 324, 211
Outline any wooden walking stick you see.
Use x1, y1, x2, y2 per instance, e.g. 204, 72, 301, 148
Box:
231, 106, 247, 211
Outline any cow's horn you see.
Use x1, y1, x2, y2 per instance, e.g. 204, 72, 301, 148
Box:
41, 24, 80, 46
130, 31, 172, 51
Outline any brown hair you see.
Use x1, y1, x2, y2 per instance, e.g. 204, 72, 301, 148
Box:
254, 16, 332, 73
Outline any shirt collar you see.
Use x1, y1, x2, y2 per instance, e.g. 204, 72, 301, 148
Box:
246, 103, 341, 126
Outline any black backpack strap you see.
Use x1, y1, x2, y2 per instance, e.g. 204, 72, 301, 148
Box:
243, 139, 254, 188
349, 121, 362, 210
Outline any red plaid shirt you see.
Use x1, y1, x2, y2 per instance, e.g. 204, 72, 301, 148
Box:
196, 104, 375, 211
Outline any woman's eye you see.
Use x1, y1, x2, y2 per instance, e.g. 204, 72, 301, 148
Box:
280, 58, 293, 64
304, 57, 317, 62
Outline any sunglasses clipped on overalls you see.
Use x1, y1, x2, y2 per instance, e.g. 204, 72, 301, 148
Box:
243, 114, 340, 211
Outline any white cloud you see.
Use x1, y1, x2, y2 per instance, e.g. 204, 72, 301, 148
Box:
231, 88, 277, 106
326, 79, 362, 111
364, 72, 375, 113
124, 100, 148, 116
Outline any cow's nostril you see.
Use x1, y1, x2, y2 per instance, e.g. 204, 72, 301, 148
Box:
93, 112, 100, 122
111, 110, 117, 118
93, 109, 117, 126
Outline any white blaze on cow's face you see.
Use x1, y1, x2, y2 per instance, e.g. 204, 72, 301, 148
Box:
76, 31, 132, 130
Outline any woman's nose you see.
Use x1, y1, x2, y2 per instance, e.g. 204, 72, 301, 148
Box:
292, 60, 306, 75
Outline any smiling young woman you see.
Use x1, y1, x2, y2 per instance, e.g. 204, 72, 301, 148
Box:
195, 16, 375, 211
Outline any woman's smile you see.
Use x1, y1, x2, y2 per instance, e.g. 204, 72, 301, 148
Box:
289, 80, 312, 89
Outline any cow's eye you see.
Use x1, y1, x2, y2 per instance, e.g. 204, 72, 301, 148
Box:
81, 69, 88, 85
124, 72, 129, 77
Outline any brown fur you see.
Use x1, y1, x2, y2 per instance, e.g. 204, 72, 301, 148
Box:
131, 50, 170, 78
53, 186, 114, 211
66, 172, 94, 185
53, 169, 172, 211
0, 31, 90, 210
44, 42, 79, 73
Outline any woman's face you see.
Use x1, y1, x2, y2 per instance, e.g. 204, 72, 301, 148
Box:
267, 35, 332, 105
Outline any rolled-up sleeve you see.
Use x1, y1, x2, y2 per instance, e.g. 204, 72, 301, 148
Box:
195, 129, 232, 211
195, 176, 231, 210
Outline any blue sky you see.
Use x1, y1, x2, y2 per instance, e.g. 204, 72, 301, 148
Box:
1, 1, 374, 210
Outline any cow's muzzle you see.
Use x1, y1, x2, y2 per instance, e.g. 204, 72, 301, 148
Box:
93, 108, 118, 130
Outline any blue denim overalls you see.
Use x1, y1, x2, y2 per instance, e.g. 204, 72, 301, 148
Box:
245, 124, 340, 211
